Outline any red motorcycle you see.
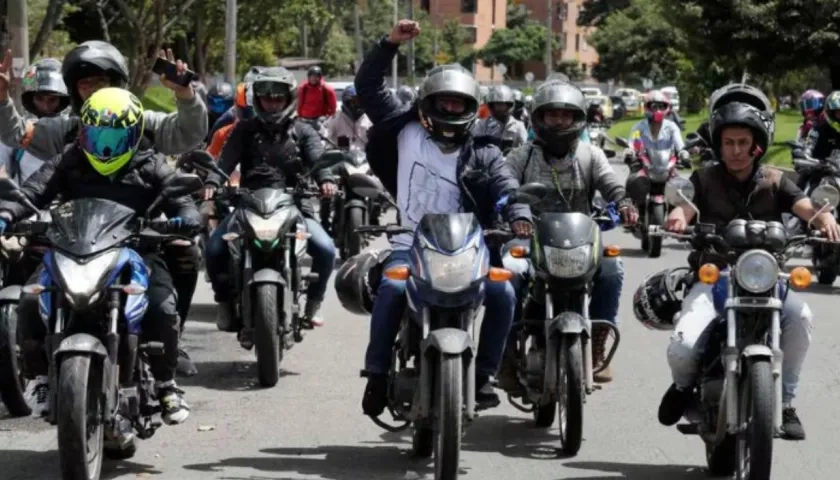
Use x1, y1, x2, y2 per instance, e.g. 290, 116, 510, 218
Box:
617, 136, 678, 257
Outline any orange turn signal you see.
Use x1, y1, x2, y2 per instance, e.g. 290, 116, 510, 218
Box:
698, 263, 720, 284
509, 245, 527, 258
384, 266, 410, 281
789, 267, 812, 290
604, 245, 621, 257
488, 267, 513, 282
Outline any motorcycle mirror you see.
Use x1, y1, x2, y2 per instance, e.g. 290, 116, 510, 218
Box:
664, 177, 695, 206
0, 177, 38, 214
810, 184, 840, 210
347, 173, 385, 198
161, 173, 204, 199
614, 137, 630, 149
512, 182, 548, 204
604, 149, 616, 159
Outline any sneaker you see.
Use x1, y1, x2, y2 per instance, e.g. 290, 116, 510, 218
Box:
362, 373, 388, 416
156, 381, 190, 425
781, 406, 806, 440
304, 300, 325, 328
216, 303, 235, 332
176, 348, 198, 377
23, 376, 49, 417
658, 383, 692, 426
475, 375, 500, 411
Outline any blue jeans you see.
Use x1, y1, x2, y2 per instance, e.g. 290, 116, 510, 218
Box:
364, 249, 517, 378
502, 240, 624, 325
205, 212, 336, 302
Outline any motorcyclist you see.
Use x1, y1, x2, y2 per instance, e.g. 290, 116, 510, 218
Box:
395, 85, 416, 105
355, 20, 533, 416
512, 89, 529, 129
655, 101, 840, 441
297, 66, 337, 130
2, 88, 199, 423
205, 81, 235, 138
800, 91, 840, 191
623, 90, 689, 169
207, 82, 256, 159
798, 89, 825, 142
501, 81, 638, 386
472, 85, 528, 150
206, 67, 266, 140
202, 67, 338, 332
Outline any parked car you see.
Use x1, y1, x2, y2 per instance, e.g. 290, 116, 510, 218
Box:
615, 88, 642, 115
581, 87, 604, 98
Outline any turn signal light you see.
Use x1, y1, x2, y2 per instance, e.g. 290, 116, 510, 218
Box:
509, 245, 527, 258
604, 245, 621, 257
789, 267, 812, 290
488, 267, 513, 282
384, 266, 410, 281
698, 264, 720, 284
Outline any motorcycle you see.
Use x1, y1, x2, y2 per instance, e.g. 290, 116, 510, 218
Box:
588, 124, 608, 149
503, 194, 622, 455
195, 153, 342, 387
616, 137, 678, 258
349, 174, 532, 480
649, 176, 838, 480
0, 174, 202, 480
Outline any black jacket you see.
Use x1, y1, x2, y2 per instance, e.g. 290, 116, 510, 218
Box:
0, 146, 200, 223
354, 36, 531, 228
804, 117, 840, 160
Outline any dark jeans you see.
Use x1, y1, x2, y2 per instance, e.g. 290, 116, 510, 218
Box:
19, 254, 181, 384
204, 212, 336, 302
162, 243, 200, 328
364, 249, 517, 378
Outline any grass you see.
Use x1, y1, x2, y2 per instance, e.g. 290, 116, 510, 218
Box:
607, 110, 801, 167
141, 85, 177, 113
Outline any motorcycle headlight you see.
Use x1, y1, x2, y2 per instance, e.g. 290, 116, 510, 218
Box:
423, 248, 478, 293
54, 250, 119, 297
734, 250, 779, 293
543, 245, 592, 278
245, 209, 290, 241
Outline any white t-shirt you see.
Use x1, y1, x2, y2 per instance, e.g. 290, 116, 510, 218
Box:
392, 122, 463, 249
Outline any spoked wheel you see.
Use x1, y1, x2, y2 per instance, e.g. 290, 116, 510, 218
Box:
557, 335, 584, 456
736, 359, 774, 480
57, 354, 104, 480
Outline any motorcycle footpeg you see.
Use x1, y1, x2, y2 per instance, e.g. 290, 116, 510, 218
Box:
675, 423, 699, 435
293, 329, 305, 343
139, 342, 165, 356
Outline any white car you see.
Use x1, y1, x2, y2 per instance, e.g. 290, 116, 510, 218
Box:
660, 86, 680, 113
581, 87, 603, 98
327, 81, 354, 111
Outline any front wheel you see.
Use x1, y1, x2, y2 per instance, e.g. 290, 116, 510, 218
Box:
736, 359, 774, 480
344, 207, 365, 258
817, 266, 838, 285
435, 354, 463, 480
0, 303, 29, 416
253, 284, 281, 387
557, 335, 584, 455
647, 203, 665, 258
57, 354, 104, 480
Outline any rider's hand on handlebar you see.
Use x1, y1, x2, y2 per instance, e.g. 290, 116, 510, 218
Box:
619, 205, 639, 225
814, 214, 840, 242
511, 219, 533, 238
665, 216, 687, 233
202, 185, 217, 201
320, 181, 338, 199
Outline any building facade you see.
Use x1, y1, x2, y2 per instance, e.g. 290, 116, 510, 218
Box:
518, 0, 599, 80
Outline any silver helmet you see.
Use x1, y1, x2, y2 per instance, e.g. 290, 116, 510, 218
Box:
251, 67, 298, 127
417, 64, 481, 147
531, 81, 587, 157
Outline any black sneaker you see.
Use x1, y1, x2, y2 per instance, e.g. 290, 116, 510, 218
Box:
658, 383, 692, 426
475, 376, 500, 411
781, 407, 806, 440
362, 374, 388, 416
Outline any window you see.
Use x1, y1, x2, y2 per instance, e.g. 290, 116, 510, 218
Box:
557, 2, 568, 20
557, 32, 566, 51
461, 0, 477, 13
462, 25, 478, 43
575, 33, 580, 52
492, 0, 497, 25
421, 0, 429, 11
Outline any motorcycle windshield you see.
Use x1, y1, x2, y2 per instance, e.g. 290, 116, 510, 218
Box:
47, 198, 136, 257
535, 212, 599, 249
241, 188, 294, 216
415, 213, 480, 253
647, 148, 672, 170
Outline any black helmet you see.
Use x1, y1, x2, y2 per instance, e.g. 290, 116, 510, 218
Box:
632, 268, 692, 331
62, 40, 129, 112
251, 67, 298, 127
21, 58, 70, 118
397, 85, 416, 104
531, 80, 587, 157
307, 66, 323, 78
709, 102, 772, 162
417, 64, 481, 147
709, 83, 775, 140
333, 249, 392, 315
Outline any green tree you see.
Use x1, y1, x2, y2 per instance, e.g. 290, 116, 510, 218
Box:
577, 0, 631, 27
320, 25, 356, 76
555, 59, 584, 82
28, 0, 75, 60
478, 21, 548, 78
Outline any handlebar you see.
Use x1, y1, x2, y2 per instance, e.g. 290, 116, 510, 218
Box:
354, 225, 516, 241
217, 186, 322, 200
648, 224, 840, 246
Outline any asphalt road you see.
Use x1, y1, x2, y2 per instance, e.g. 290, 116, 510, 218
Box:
2, 161, 839, 480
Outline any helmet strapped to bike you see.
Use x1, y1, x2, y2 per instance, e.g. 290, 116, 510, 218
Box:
62, 40, 130, 113
417, 64, 481, 148
333, 249, 392, 315
644, 90, 671, 123
251, 67, 297, 128
530, 80, 586, 158
21, 58, 70, 118
632, 267, 692, 331
709, 102, 772, 162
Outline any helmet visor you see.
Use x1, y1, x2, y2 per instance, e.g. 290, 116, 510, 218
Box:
80, 124, 140, 161
208, 95, 233, 114
802, 97, 824, 111
253, 81, 290, 98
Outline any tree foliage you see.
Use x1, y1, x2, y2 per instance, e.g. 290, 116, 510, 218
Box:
478, 1, 549, 78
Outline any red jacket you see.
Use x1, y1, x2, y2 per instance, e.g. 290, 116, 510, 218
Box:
297, 80, 337, 119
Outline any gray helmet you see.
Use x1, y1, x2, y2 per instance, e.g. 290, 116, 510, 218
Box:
22, 58, 70, 118
397, 85, 416, 104
486, 85, 515, 105
251, 67, 298, 127
709, 83, 775, 139
417, 64, 481, 146
531, 81, 587, 157
244, 66, 268, 84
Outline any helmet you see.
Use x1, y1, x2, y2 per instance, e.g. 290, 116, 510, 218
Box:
78, 87, 145, 176
709, 84, 775, 139
397, 85, 416, 104
207, 81, 235, 115
243, 66, 267, 84
251, 67, 298, 127
632, 268, 691, 331
417, 64, 481, 147
307, 66, 323, 78
545, 72, 571, 83
512, 89, 524, 106
530, 80, 587, 157
342, 85, 364, 120
333, 249, 392, 315
486, 85, 515, 123
21, 58, 70, 118
479, 85, 490, 103
524, 94, 534, 110
644, 90, 671, 123
710, 102, 772, 162
824, 91, 840, 133
799, 89, 825, 115
62, 41, 129, 112
234, 82, 255, 120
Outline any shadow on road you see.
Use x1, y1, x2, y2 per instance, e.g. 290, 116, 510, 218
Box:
177, 360, 299, 391
559, 460, 709, 479
183, 445, 436, 479
185, 303, 220, 324
461, 414, 561, 460
0, 449, 160, 479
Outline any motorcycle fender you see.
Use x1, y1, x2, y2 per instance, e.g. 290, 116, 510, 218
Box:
248, 268, 286, 286
421, 328, 475, 356
54, 333, 108, 359
741, 344, 773, 360
344, 199, 368, 211
0, 285, 22, 303
547, 311, 586, 336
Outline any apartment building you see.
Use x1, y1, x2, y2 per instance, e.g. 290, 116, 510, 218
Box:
519, 0, 599, 80
420, 0, 505, 82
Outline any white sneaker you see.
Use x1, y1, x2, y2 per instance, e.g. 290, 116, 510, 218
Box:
23, 376, 49, 417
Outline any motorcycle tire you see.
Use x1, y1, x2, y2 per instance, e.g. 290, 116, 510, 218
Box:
435, 354, 463, 480
254, 284, 281, 387
817, 266, 838, 286
57, 354, 104, 480
736, 359, 774, 480
344, 207, 365, 258
558, 335, 584, 456
706, 434, 737, 476
0, 303, 30, 416
647, 204, 665, 258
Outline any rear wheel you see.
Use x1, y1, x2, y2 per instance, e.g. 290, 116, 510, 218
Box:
648, 204, 665, 258
817, 266, 838, 285
57, 354, 104, 480
0, 303, 29, 416
557, 335, 584, 455
434, 354, 463, 480
344, 207, 364, 258
254, 284, 281, 387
